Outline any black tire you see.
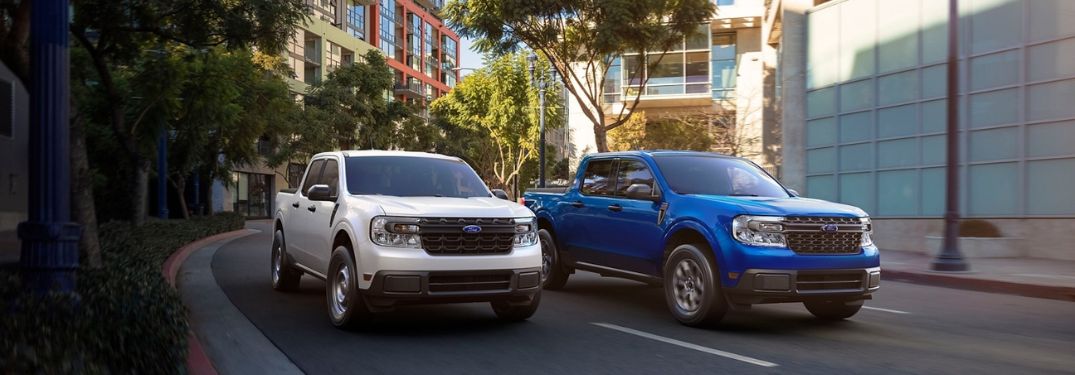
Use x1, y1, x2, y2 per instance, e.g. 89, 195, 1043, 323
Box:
804, 300, 863, 320
491, 291, 541, 322
326, 246, 373, 329
271, 229, 302, 292
538, 229, 569, 290
663, 244, 728, 327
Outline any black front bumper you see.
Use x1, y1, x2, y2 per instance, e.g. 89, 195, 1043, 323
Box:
725, 267, 881, 304
362, 267, 542, 310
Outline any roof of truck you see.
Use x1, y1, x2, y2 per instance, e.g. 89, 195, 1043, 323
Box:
314, 150, 462, 161
585, 150, 737, 159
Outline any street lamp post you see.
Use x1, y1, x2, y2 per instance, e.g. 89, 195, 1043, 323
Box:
528, 53, 550, 188
931, 0, 969, 272
19, 0, 81, 293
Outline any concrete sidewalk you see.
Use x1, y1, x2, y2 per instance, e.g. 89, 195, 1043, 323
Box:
881, 250, 1075, 302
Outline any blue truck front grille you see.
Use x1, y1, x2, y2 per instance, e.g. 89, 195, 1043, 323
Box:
784, 217, 864, 254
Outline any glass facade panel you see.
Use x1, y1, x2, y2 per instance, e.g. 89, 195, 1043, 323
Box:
1027, 120, 1075, 158
806, 87, 835, 118
970, 0, 1022, 54
920, 167, 945, 216
839, 173, 874, 214
806, 118, 836, 147
840, 79, 873, 112
970, 50, 1019, 91
920, 0, 949, 64
348, 4, 366, 40
1027, 158, 1075, 215
878, 104, 918, 138
877, 0, 919, 73
921, 64, 947, 99
1028, 0, 1075, 41
807, 6, 839, 88
685, 24, 710, 50
969, 88, 1018, 128
878, 170, 918, 216
839, 143, 873, 171
1028, 38, 1075, 82
1027, 79, 1075, 122
878, 139, 918, 168
839, 111, 872, 143
806, 148, 835, 174
839, 0, 875, 81
921, 99, 947, 133
969, 127, 1019, 162
604, 57, 622, 103
878, 70, 918, 106
685, 52, 709, 84
806, 175, 836, 201
378, 0, 397, 59
969, 163, 1019, 216
712, 33, 736, 99
921, 135, 946, 165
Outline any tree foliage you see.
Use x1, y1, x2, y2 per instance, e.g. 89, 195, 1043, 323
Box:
443, 0, 714, 152
431, 52, 563, 197
609, 110, 713, 152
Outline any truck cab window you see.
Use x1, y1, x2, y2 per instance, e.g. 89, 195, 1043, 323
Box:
300, 159, 326, 196
613, 160, 656, 197
320, 159, 340, 198
580, 159, 614, 196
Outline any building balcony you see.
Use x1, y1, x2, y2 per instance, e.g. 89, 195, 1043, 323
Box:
393, 81, 425, 98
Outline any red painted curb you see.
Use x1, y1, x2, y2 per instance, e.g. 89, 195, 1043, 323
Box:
883, 269, 1075, 302
163, 228, 251, 375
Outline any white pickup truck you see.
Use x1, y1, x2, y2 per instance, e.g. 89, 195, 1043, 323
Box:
272, 151, 542, 329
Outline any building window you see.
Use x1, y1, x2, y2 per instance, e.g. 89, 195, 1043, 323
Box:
408, 13, 423, 72
379, 0, 397, 59
327, 42, 343, 71
620, 24, 711, 98
603, 57, 622, 103
711, 33, 736, 99
715, 0, 735, 6
440, 36, 458, 87
424, 23, 438, 78
347, 3, 366, 40
231, 172, 272, 218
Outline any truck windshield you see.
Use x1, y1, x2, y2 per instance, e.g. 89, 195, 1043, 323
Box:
652, 155, 790, 198
344, 156, 491, 198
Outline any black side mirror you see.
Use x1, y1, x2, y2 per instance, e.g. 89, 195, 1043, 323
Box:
491, 189, 511, 200
625, 183, 660, 201
307, 184, 334, 201
787, 189, 800, 197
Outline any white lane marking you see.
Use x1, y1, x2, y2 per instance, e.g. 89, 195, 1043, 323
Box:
862, 306, 911, 315
591, 322, 779, 368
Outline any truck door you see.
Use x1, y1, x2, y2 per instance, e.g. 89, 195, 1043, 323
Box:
305, 158, 340, 272
604, 159, 665, 275
560, 158, 621, 265
286, 159, 325, 269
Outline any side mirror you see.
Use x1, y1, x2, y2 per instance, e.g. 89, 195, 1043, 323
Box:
787, 189, 800, 197
491, 189, 511, 200
625, 183, 660, 201
307, 184, 334, 201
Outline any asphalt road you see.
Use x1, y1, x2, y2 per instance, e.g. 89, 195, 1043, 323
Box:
213, 222, 1075, 374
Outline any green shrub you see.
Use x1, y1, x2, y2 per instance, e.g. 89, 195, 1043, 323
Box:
959, 219, 1002, 238
0, 213, 246, 373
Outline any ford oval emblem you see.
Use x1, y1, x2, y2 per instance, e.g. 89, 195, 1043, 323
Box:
462, 225, 482, 234
821, 224, 839, 233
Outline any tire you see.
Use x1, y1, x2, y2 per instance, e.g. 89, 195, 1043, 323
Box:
491, 290, 541, 322
538, 229, 569, 290
804, 300, 863, 320
271, 229, 302, 292
663, 243, 728, 327
326, 246, 373, 329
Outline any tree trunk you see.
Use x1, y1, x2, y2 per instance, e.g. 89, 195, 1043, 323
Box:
171, 176, 190, 219
132, 160, 150, 226
70, 105, 102, 268
594, 123, 609, 153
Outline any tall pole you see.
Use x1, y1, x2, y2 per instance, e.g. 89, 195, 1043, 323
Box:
19, 0, 81, 293
538, 81, 546, 188
931, 0, 969, 272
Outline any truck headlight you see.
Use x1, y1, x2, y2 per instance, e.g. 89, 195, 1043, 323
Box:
370, 216, 421, 248
860, 217, 874, 247
514, 218, 538, 247
731, 215, 787, 247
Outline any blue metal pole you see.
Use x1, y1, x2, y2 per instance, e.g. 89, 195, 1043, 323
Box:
158, 131, 169, 219
193, 173, 201, 216
18, 0, 81, 293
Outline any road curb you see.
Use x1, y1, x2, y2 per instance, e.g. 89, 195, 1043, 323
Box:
163, 229, 252, 375
883, 269, 1075, 302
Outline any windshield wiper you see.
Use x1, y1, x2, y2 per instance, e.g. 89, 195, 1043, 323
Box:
727, 193, 759, 197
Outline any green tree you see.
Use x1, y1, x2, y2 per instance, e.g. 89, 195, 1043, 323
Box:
432, 52, 562, 197
443, 0, 714, 152
304, 50, 410, 150
70, 0, 307, 227
609, 110, 714, 151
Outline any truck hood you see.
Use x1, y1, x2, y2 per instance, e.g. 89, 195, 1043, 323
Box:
689, 195, 868, 217
355, 195, 533, 218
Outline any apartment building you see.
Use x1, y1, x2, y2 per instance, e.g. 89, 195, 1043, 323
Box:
370, 0, 460, 118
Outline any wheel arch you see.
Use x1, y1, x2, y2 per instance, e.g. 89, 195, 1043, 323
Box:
661, 220, 723, 276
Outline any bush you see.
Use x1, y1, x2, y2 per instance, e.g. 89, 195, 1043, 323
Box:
0, 213, 246, 373
959, 219, 1002, 238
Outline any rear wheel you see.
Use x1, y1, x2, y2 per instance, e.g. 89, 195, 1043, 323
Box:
538, 229, 569, 290
491, 291, 541, 322
663, 244, 728, 327
326, 247, 373, 329
804, 300, 863, 320
271, 229, 302, 292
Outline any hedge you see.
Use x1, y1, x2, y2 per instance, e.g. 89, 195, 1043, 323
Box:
0, 212, 245, 373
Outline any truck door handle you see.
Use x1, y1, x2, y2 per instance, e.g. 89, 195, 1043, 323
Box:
307, 205, 316, 212
571, 201, 584, 208
607, 204, 623, 212
292, 202, 300, 208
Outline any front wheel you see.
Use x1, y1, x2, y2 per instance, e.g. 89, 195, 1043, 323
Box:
804, 300, 863, 320
538, 229, 569, 290
491, 291, 541, 322
663, 244, 728, 327
326, 247, 372, 329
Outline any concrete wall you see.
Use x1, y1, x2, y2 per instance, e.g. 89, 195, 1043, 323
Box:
778, 0, 811, 192
875, 218, 1075, 261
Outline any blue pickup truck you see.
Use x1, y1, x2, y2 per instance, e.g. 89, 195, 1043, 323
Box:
524, 151, 880, 326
